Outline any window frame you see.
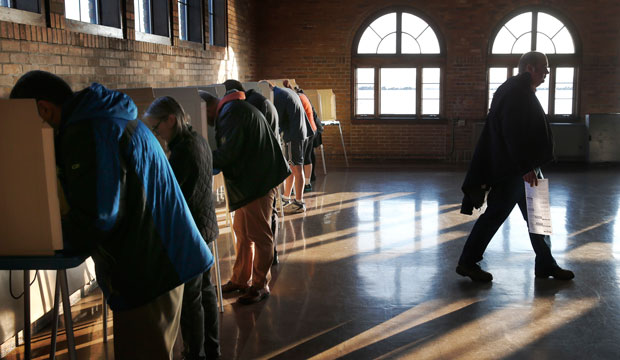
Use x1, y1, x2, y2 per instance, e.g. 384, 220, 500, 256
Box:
351, 8, 446, 123
133, 0, 172, 45
487, 7, 581, 122
208, 0, 227, 47
0, 0, 46, 27
178, 0, 204, 46
64, 0, 123, 39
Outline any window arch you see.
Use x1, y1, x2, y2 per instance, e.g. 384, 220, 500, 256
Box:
488, 9, 580, 118
352, 9, 444, 120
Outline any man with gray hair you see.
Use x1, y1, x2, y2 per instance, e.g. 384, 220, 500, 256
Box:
456, 51, 574, 282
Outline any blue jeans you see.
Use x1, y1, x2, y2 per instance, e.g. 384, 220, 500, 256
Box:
458, 175, 558, 272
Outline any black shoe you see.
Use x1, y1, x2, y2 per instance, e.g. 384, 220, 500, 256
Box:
272, 249, 279, 265
535, 267, 574, 280
221, 281, 249, 293
237, 286, 270, 305
456, 264, 493, 282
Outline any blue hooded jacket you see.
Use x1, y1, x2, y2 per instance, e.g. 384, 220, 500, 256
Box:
56, 83, 213, 311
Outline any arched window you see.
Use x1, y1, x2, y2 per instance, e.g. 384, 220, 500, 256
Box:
352, 9, 444, 120
488, 9, 580, 118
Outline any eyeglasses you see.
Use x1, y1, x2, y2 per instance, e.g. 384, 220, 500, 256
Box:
150, 119, 164, 134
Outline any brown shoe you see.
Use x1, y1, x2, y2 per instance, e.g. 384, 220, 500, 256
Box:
221, 281, 248, 293
237, 286, 270, 305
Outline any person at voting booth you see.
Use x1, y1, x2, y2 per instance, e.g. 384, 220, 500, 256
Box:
202, 88, 290, 304
10, 70, 214, 359
270, 82, 315, 214
222, 79, 283, 265
456, 52, 574, 283
143, 96, 221, 360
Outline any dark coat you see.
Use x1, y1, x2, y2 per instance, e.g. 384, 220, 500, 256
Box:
273, 86, 314, 142
461, 72, 554, 214
245, 89, 279, 136
57, 84, 213, 311
213, 98, 291, 211
168, 125, 219, 244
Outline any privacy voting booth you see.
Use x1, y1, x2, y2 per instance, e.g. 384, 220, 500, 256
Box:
0, 99, 85, 359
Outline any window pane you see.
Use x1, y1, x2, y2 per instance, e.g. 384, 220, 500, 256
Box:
488, 68, 507, 109
555, 67, 574, 114
401, 34, 421, 54
554, 28, 575, 53
512, 33, 532, 53
65, 0, 80, 20
536, 33, 556, 54
417, 27, 440, 54
81, 0, 97, 24
0, 0, 10, 8
356, 68, 374, 115
134, 0, 152, 33
381, 68, 416, 115
369, 13, 396, 38
505, 12, 532, 38
358, 28, 381, 54
492, 27, 516, 54
537, 12, 563, 38
422, 68, 440, 115
377, 33, 397, 54
536, 72, 550, 113
402, 13, 428, 38
178, 0, 188, 40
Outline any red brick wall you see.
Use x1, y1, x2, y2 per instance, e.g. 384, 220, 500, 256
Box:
0, 0, 258, 97
256, 0, 620, 163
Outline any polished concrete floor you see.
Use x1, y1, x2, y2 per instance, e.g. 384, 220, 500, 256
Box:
4, 164, 620, 359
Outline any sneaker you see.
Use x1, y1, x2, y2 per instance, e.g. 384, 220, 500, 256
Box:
283, 199, 306, 214
221, 281, 249, 293
535, 267, 575, 280
304, 184, 312, 193
237, 286, 270, 305
456, 264, 493, 282
280, 195, 291, 206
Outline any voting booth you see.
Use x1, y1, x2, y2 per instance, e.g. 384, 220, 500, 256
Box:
305, 89, 350, 169
0, 99, 63, 256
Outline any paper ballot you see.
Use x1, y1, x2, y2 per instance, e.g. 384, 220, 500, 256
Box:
525, 179, 552, 235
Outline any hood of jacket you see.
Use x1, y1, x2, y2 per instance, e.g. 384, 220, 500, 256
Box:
61, 83, 137, 129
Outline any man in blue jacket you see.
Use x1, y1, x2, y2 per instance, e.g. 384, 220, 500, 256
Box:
457, 52, 574, 283
10, 71, 213, 359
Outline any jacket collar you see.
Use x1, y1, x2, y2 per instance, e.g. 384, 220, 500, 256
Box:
216, 90, 246, 118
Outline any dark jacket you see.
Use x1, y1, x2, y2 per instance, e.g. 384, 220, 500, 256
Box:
461, 72, 554, 214
273, 86, 314, 142
213, 95, 291, 211
56, 83, 213, 311
168, 125, 219, 244
246, 89, 279, 137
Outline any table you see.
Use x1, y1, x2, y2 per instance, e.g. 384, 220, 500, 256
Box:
0, 253, 87, 360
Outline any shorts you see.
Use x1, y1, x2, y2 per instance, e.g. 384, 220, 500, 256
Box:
285, 138, 306, 166
303, 134, 314, 165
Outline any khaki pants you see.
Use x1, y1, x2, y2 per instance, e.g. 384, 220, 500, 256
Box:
112, 285, 184, 360
230, 189, 276, 289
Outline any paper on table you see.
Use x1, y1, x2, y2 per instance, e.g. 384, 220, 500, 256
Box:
525, 179, 552, 235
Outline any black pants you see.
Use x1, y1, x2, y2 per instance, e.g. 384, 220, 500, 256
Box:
181, 267, 220, 360
458, 175, 558, 272
201, 267, 220, 359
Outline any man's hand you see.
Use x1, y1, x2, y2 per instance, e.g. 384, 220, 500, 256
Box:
523, 170, 538, 187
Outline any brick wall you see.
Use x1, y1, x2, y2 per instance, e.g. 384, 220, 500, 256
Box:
0, 0, 258, 97
256, 0, 620, 164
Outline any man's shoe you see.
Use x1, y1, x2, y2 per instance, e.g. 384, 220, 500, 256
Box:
280, 196, 291, 206
221, 281, 249, 293
283, 199, 306, 214
535, 267, 575, 280
304, 184, 312, 193
456, 264, 493, 282
237, 286, 270, 305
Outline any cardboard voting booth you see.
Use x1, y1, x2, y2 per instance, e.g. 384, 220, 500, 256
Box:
197, 84, 226, 98
0, 99, 63, 255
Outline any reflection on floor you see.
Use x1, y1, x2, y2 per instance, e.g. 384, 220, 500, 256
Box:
4, 165, 620, 359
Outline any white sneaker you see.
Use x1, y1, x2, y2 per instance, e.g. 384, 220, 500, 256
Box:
283, 199, 306, 214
